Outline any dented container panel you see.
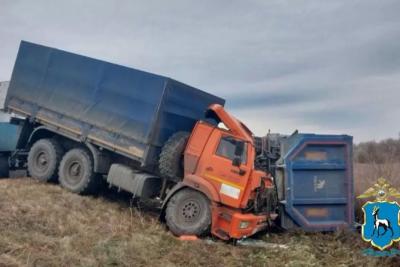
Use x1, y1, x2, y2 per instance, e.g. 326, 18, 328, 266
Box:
278, 134, 354, 231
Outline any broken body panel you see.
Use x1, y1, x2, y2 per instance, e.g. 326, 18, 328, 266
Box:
183, 105, 274, 239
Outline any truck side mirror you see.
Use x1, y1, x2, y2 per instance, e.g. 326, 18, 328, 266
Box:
232, 157, 241, 167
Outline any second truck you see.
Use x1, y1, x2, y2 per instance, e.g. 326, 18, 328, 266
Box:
2, 41, 354, 240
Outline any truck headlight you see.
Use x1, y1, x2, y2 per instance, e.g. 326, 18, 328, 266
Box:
239, 221, 250, 229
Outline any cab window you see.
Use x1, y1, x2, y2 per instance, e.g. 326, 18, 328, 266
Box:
216, 136, 247, 164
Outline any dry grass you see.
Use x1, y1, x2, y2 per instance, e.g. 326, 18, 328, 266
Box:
354, 163, 400, 222
0, 178, 398, 266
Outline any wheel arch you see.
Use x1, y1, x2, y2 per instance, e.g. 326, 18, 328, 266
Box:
160, 176, 220, 221
27, 126, 59, 147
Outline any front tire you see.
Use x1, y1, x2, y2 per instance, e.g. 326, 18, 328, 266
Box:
165, 188, 211, 236
27, 138, 63, 182
58, 148, 98, 194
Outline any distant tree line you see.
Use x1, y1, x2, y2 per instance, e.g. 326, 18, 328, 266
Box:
354, 137, 400, 163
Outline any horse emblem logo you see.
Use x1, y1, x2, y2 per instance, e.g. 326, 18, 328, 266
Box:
358, 177, 400, 250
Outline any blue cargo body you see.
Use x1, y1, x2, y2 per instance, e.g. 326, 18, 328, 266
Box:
6, 41, 225, 170
0, 122, 21, 152
277, 134, 354, 231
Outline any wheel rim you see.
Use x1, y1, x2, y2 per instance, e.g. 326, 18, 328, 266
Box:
34, 150, 49, 173
180, 199, 201, 223
65, 160, 83, 186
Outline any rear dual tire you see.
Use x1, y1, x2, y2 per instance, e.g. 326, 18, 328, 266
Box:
27, 138, 64, 182
58, 148, 99, 194
28, 139, 99, 194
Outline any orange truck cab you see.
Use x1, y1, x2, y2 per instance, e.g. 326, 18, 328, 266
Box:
163, 104, 276, 240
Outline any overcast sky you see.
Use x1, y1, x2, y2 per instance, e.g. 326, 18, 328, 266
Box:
0, 0, 399, 142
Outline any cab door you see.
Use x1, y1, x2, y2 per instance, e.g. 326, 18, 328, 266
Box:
197, 129, 251, 208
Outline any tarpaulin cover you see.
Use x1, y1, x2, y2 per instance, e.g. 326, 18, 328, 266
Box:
7, 41, 225, 170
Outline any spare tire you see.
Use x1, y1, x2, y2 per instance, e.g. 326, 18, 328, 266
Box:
159, 132, 190, 182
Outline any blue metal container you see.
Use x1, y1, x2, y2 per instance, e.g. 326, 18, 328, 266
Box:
6, 41, 225, 170
0, 122, 21, 152
277, 134, 354, 231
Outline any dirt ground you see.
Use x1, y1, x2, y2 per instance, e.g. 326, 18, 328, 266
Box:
0, 178, 399, 267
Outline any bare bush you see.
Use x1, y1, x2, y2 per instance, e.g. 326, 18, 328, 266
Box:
354, 163, 400, 223
355, 137, 400, 164
353, 136, 400, 222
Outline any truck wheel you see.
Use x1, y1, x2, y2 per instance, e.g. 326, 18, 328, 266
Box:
0, 155, 9, 178
159, 132, 190, 182
28, 138, 63, 182
165, 188, 211, 236
58, 148, 98, 194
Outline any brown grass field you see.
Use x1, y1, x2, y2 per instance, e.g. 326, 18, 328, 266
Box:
354, 163, 400, 221
0, 164, 399, 266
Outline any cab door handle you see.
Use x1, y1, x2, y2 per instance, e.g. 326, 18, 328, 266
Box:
231, 168, 246, 176
206, 166, 213, 172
